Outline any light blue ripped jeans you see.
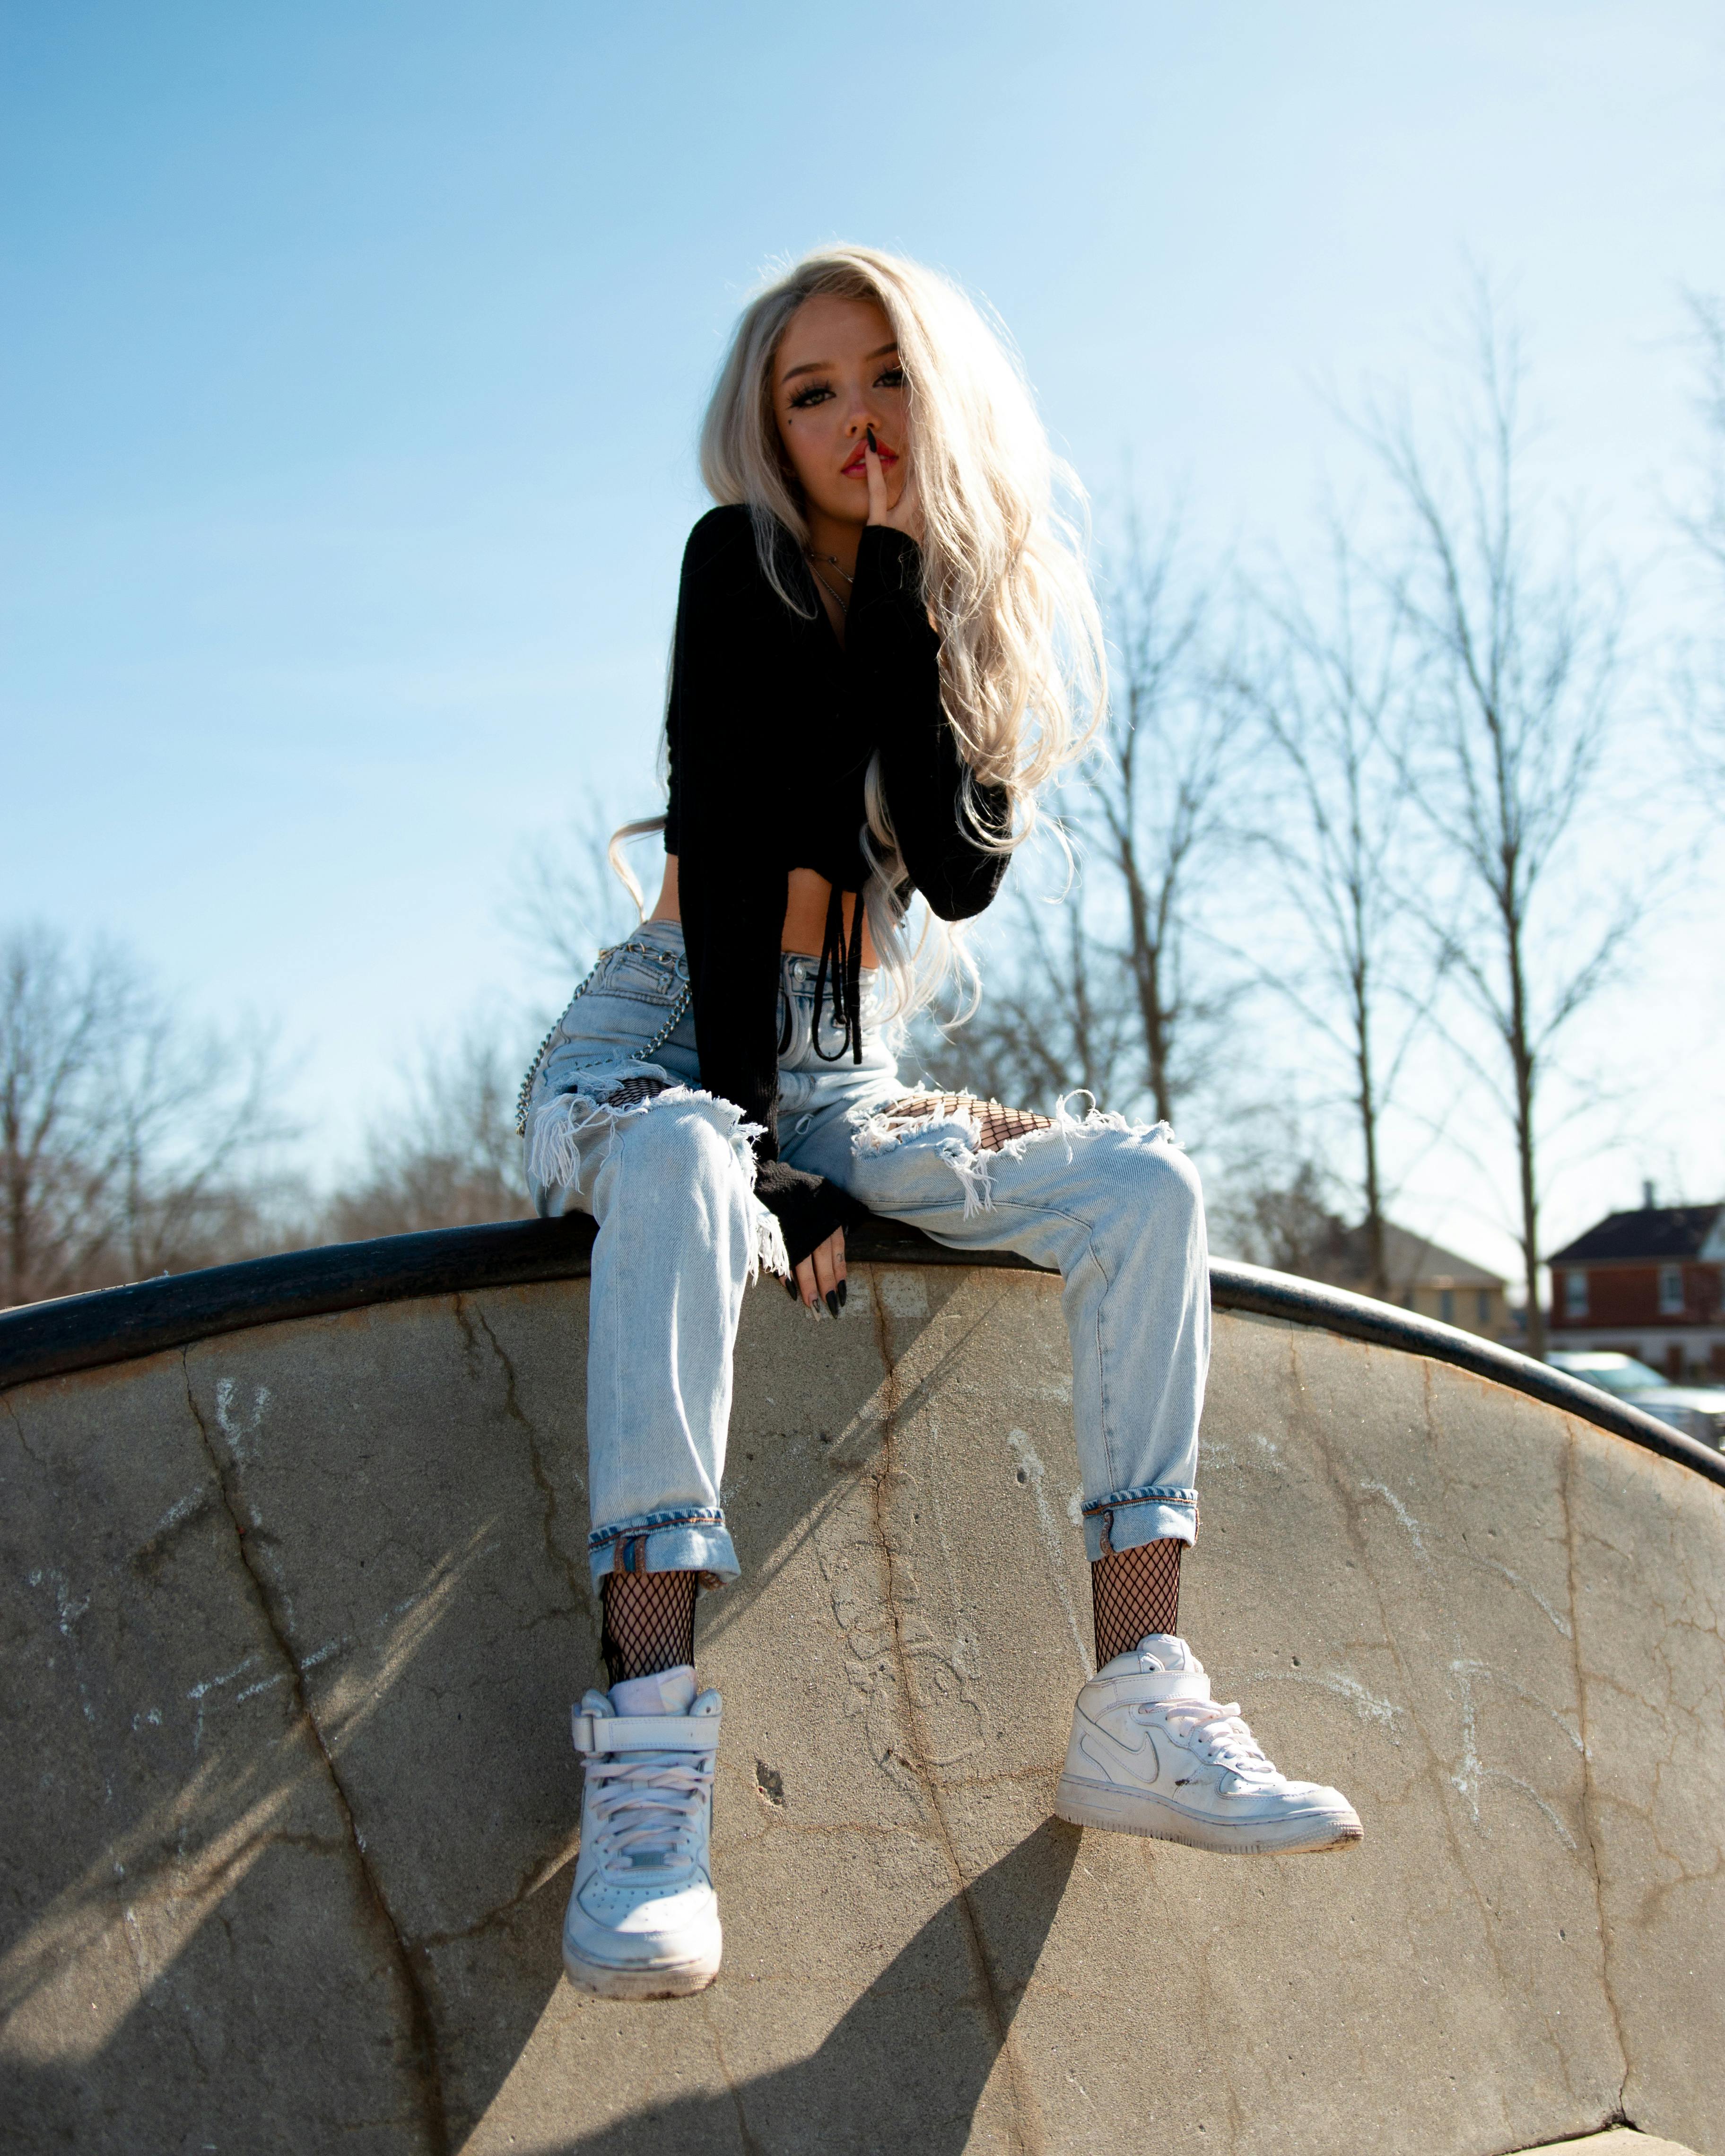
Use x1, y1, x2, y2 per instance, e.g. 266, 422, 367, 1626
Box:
522, 920, 1208, 1597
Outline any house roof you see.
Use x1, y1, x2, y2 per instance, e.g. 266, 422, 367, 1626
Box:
1300, 1220, 1504, 1294
1547, 1203, 1724, 1266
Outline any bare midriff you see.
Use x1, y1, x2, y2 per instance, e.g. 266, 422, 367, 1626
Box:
649, 856, 879, 967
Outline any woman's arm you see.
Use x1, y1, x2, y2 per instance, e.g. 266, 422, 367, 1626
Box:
671, 511, 864, 1270
845, 524, 1010, 921
671, 511, 788, 1146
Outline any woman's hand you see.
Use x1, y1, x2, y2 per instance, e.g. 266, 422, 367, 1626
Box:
793, 1226, 849, 1318
865, 427, 923, 544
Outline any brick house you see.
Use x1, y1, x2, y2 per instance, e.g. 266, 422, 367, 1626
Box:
1545, 1198, 1725, 1380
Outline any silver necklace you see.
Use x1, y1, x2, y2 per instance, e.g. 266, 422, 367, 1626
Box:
804, 549, 853, 615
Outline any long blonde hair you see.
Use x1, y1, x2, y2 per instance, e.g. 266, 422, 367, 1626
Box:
629, 247, 1106, 1019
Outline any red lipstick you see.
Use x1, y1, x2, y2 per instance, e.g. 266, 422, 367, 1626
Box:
843, 431, 897, 478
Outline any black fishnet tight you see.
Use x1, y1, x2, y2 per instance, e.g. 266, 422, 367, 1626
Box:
879, 1092, 1057, 1152
1090, 1539, 1183, 1665
601, 1570, 698, 1687
605, 1074, 668, 1110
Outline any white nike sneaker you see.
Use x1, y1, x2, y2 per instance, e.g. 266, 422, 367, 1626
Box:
563, 1665, 723, 1998
1054, 1634, 1363, 1855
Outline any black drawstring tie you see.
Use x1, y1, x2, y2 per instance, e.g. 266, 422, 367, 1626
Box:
810, 881, 866, 1065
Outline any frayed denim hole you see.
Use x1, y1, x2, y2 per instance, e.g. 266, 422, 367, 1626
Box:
526, 1080, 787, 1282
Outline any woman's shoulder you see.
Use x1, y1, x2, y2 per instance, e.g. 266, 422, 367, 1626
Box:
681, 501, 759, 584
678, 504, 814, 641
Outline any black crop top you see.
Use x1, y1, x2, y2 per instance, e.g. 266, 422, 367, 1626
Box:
664, 503, 1009, 1267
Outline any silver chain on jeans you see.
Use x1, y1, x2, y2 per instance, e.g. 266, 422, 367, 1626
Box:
513, 942, 694, 1137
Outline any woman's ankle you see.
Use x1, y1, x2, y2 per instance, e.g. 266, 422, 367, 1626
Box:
1090, 1539, 1183, 1664
601, 1568, 698, 1685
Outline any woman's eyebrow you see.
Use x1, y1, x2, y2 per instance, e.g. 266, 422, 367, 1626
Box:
780, 342, 901, 387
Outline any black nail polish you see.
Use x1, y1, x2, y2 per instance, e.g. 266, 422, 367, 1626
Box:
866, 424, 877, 454
785, 1278, 798, 1301
825, 1289, 841, 1319
837, 1279, 848, 1309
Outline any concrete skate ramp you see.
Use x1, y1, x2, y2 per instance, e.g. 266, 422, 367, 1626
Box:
3, 1219, 1722, 2156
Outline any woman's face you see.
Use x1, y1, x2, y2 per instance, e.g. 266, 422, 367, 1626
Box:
772, 293, 908, 528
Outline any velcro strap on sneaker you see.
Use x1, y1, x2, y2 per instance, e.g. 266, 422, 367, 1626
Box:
1114, 1670, 1212, 1706
571, 1709, 722, 1755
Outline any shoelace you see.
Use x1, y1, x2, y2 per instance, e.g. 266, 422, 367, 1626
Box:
586, 1748, 715, 1877
1141, 1696, 1280, 1781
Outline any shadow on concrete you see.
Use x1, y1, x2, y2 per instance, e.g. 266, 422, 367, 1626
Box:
541, 1819, 1082, 2156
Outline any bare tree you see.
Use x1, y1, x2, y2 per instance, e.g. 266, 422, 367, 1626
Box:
1677, 290, 1725, 579
1361, 297, 1635, 1356
2, 929, 120, 1304
1084, 516, 1247, 1126
1230, 529, 1431, 1298
106, 998, 289, 1280
923, 513, 1244, 1132
1675, 290, 1725, 798
509, 797, 654, 988
1210, 1155, 1345, 1277
323, 1019, 531, 1242
913, 873, 1136, 1110
1, 925, 290, 1307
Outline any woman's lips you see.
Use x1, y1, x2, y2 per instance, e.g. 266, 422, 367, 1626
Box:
842, 444, 897, 477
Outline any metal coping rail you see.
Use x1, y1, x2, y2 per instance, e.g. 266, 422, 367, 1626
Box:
2, 1214, 1720, 1491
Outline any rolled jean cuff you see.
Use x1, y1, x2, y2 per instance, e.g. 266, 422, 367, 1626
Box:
1081, 1487, 1199, 1563
586, 1508, 740, 1595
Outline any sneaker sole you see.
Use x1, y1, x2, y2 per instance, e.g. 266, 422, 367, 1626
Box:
1054, 1775, 1363, 1855
562, 1940, 723, 2000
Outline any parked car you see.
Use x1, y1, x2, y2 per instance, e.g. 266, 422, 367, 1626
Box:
1548, 1351, 1725, 1451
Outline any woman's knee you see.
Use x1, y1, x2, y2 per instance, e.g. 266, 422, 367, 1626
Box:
1101, 1129, 1205, 1235
620, 1095, 753, 1204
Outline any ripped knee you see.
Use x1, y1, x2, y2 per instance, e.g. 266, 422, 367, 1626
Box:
852, 1088, 1185, 1225
871, 1091, 1056, 1154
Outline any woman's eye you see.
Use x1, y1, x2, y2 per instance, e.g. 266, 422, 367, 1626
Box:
875, 366, 906, 389
789, 383, 833, 409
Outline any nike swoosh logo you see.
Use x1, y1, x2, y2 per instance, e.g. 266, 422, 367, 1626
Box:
1078, 1720, 1162, 1786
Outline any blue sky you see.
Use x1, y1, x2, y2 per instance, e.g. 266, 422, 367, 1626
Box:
4, 1, 1722, 1271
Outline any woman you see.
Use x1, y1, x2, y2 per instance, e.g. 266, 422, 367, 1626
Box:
520, 247, 1361, 2001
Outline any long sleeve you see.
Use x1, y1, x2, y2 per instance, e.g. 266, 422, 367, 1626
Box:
669, 509, 865, 1267
669, 511, 789, 1155
845, 526, 1010, 920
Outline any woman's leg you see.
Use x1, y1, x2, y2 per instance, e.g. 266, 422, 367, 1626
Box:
817, 1094, 1208, 1665
531, 1084, 758, 1997
571, 1088, 761, 1608
820, 1092, 1361, 1854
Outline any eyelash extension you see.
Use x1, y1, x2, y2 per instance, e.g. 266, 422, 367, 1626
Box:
787, 367, 905, 411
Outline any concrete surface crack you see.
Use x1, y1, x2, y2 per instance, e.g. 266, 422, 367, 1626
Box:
180, 1349, 451, 2156
698, 1992, 767, 2156
460, 1296, 591, 1617
1559, 1430, 1632, 2117
3, 1385, 49, 1467
863, 1270, 1045, 2156
410, 1829, 579, 1953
